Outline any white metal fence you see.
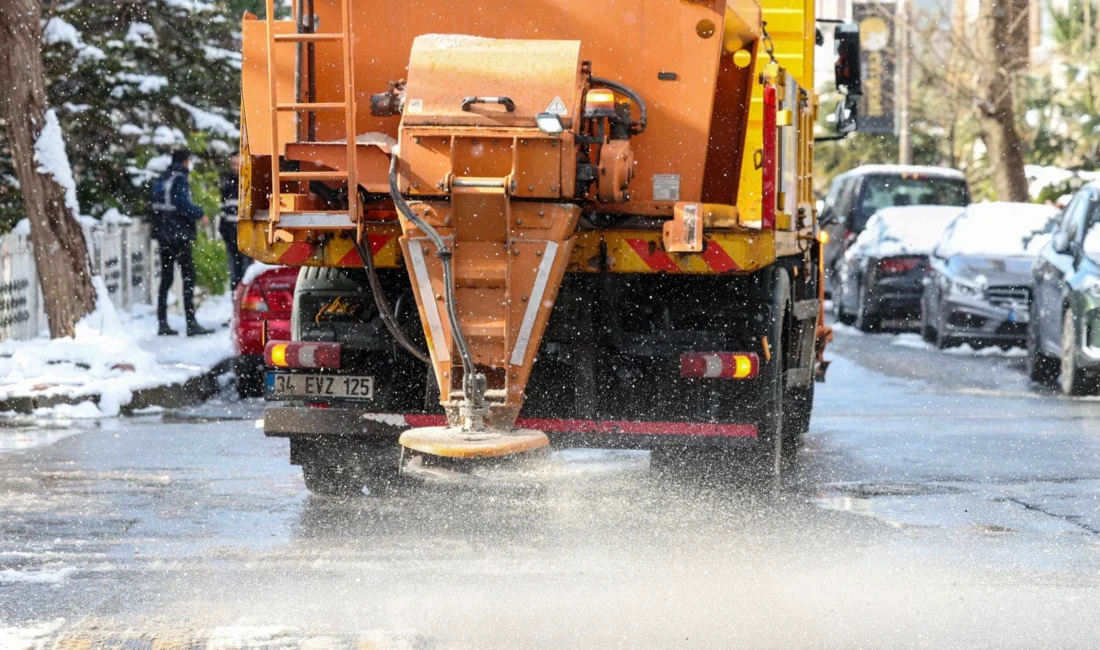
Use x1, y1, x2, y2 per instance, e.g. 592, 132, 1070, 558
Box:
0, 219, 172, 341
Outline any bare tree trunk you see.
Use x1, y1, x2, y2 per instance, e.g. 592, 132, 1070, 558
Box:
975, 0, 1030, 202
0, 0, 95, 338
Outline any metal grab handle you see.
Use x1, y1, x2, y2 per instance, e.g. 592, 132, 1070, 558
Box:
461, 96, 516, 112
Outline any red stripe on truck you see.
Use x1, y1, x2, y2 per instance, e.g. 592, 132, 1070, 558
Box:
402, 414, 756, 437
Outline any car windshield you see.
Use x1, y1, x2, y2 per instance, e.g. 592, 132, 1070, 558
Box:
856, 175, 970, 228
937, 203, 1059, 258
1086, 220, 1100, 264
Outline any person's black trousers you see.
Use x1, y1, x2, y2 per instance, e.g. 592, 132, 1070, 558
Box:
219, 219, 251, 291
157, 241, 197, 324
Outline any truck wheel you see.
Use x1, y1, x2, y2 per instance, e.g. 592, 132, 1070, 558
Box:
783, 381, 813, 455
302, 461, 364, 497
1061, 310, 1100, 396
753, 273, 789, 478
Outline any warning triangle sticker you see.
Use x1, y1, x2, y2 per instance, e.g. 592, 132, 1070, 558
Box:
545, 97, 568, 115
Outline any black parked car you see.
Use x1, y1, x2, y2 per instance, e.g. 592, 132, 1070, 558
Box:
835, 205, 963, 331
1029, 184, 1100, 395
820, 165, 971, 292
921, 202, 1057, 349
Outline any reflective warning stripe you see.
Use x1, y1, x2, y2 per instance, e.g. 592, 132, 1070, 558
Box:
509, 241, 558, 366
238, 221, 774, 275
625, 238, 679, 272
152, 173, 180, 213
408, 239, 450, 362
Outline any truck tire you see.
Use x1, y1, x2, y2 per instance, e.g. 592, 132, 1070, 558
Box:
296, 440, 404, 497
302, 461, 363, 497
783, 381, 813, 454
751, 269, 789, 478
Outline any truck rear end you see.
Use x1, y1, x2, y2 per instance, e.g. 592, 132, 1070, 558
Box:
237, 0, 846, 492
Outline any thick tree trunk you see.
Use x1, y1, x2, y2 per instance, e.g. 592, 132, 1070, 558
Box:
0, 0, 96, 338
975, 0, 1030, 202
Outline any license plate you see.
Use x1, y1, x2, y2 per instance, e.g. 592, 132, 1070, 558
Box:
266, 373, 374, 400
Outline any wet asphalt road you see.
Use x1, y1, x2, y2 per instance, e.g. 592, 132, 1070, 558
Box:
2, 325, 1100, 648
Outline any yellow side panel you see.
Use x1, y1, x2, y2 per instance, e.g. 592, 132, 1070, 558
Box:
758, 0, 815, 89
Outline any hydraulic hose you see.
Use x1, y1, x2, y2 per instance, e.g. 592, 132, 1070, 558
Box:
590, 76, 647, 135
352, 236, 430, 364
386, 154, 480, 407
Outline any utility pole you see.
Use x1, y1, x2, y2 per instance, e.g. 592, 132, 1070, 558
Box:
897, 0, 912, 164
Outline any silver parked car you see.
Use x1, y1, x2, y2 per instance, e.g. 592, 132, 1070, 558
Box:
920, 202, 1058, 349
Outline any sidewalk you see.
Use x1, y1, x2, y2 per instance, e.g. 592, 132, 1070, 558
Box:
0, 280, 234, 418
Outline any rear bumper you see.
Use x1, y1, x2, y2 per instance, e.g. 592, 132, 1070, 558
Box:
263, 407, 759, 449
867, 277, 923, 317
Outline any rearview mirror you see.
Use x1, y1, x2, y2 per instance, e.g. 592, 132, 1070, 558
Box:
819, 208, 838, 228
1052, 231, 1071, 254
834, 24, 862, 96
835, 96, 858, 135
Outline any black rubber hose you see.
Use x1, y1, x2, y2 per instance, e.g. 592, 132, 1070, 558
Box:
386, 154, 479, 401
590, 76, 647, 135
353, 236, 430, 364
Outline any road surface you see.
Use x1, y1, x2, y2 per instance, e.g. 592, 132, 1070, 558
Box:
2, 324, 1100, 648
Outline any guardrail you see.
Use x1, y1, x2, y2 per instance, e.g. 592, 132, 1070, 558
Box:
0, 219, 175, 342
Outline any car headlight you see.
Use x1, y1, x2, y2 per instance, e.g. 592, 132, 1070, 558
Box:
1084, 277, 1100, 299
949, 279, 983, 299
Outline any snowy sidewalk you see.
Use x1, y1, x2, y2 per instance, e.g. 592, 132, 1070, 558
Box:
0, 284, 234, 418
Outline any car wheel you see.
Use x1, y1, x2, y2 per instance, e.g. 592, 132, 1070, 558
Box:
855, 284, 879, 333
1026, 306, 1059, 383
933, 307, 958, 349
235, 357, 264, 399
920, 301, 936, 343
834, 280, 855, 325
1061, 310, 1100, 396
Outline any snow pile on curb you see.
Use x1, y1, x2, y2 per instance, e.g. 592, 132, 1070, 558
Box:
0, 619, 66, 650
0, 280, 233, 417
891, 333, 1027, 357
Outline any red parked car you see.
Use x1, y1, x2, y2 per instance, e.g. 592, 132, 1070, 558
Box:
232, 265, 297, 397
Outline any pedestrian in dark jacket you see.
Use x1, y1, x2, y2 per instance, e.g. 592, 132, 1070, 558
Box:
219, 153, 251, 291
151, 149, 214, 337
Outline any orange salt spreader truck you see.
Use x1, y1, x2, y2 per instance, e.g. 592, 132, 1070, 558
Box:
238, 0, 862, 493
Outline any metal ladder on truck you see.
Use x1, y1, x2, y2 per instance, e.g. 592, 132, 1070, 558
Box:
262, 0, 360, 244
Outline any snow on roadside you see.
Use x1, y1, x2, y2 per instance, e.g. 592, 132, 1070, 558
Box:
891, 333, 1026, 357
0, 566, 76, 584
0, 282, 232, 419
0, 619, 66, 650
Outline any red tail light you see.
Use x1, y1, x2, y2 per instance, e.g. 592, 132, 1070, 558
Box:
240, 282, 268, 313
843, 230, 856, 248
265, 341, 341, 369
680, 352, 760, 379
878, 256, 922, 274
